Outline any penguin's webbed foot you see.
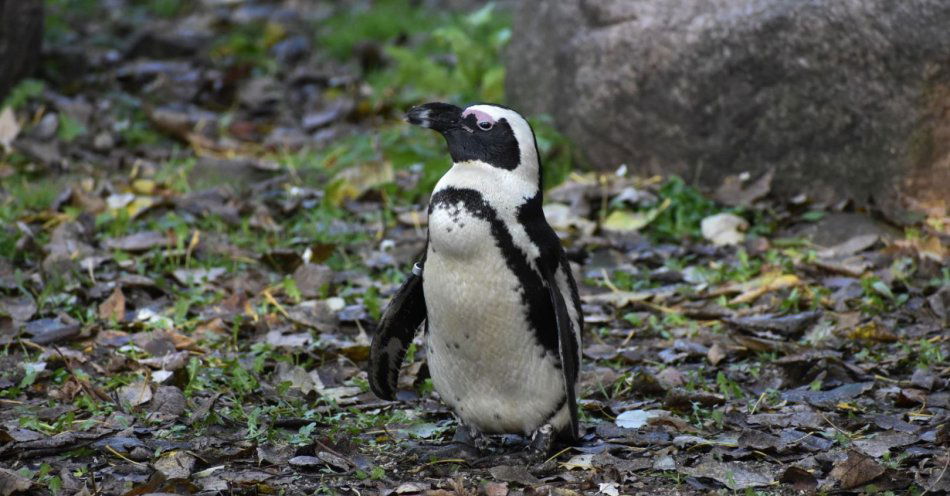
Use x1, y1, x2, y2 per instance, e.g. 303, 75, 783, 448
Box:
527, 423, 555, 456
473, 424, 557, 467
426, 425, 483, 461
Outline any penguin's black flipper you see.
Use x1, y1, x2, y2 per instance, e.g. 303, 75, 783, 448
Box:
369, 260, 426, 400
543, 264, 580, 442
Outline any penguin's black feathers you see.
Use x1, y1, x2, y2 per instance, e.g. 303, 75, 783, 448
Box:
368, 249, 427, 400
542, 263, 580, 442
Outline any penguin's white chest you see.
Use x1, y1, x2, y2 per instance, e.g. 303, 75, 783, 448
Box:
423, 200, 566, 435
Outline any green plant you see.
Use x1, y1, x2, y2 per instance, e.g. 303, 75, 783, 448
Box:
2, 79, 45, 110
641, 176, 720, 242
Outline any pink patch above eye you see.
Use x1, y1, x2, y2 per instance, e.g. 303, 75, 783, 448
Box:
461, 108, 495, 126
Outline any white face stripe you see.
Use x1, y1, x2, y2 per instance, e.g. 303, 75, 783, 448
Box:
417, 108, 431, 128
463, 104, 540, 183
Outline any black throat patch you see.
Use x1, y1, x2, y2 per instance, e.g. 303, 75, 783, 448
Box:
428, 187, 559, 356
443, 117, 520, 171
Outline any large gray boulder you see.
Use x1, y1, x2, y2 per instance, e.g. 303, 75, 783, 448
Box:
0, 0, 43, 102
507, 0, 950, 214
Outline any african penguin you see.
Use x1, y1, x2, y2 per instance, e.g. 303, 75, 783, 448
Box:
369, 102, 582, 452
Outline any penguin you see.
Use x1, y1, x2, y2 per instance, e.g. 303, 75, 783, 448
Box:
369, 102, 582, 454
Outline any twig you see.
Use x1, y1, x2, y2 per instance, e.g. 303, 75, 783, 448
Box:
53, 346, 110, 403
410, 458, 468, 473
313, 438, 356, 468
600, 268, 621, 293
105, 445, 146, 466
921, 451, 950, 496
545, 446, 572, 464
749, 392, 765, 415
262, 289, 290, 319
817, 410, 853, 440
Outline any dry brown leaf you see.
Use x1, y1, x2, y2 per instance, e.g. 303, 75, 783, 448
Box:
707, 342, 726, 365
729, 272, 801, 304
117, 380, 152, 407
0, 107, 20, 152
830, 450, 885, 489
0, 468, 31, 496
846, 321, 899, 343
98, 286, 126, 322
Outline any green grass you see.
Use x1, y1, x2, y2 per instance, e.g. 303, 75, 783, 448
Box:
2, 79, 45, 110
309, 1, 576, 200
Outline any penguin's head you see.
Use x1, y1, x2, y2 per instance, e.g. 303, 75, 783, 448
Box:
406, 102, 541, 186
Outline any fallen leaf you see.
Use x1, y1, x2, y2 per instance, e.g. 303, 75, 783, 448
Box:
701, 213, 749, 246
598, 482, 619, 496
482, 482, 508, 496
172, 267, 227, 285
489, 465, 541, 486
103, 231, 170, 252
852, 431, 919, 458
148, 386, 187, 420
257, 443, 296, 466
727, 310, 821, 338
0, 107, 20, 152
275, 362, 323, 395
778, 466, 818, 493
846, 321, 899, 343
328, 161, 394, 206
23, 317, 81, 345
317, 451, 352, 471
653, 455, 676, 471
584, 289, 651, 309
782, 382, 874, 407
118, 380, 152, 407
154, 450, 197, 479
707, 343, 726, 365
615, 409, 662, 429
714, 170, 773, 206
98, 286, 126, 321
729, 272, 801, 304
829, 450, 885, 489
561, 454, 594, 470
293, 263, 333, 298
682, 459, 775, 490
0, 294, 37, 322
817, 233, 879, 258
0, 467, 32, 496
602, 198, 671, 232
394, 482, 430, 494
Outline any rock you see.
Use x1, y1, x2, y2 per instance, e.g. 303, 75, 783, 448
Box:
0, 0, 43, 101
506, 0, 950, 215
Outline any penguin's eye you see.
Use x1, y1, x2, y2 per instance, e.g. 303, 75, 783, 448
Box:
477, 121, 493, 131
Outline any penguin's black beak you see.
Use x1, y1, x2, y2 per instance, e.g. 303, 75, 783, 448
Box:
405, 102, 464, 133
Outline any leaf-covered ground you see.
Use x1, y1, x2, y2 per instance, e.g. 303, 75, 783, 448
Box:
1, 1, 948, 495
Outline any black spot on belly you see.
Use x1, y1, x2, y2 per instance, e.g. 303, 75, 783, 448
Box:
493, 413, 501, 420
464, 333, 470, 339
453, 342, 460, 349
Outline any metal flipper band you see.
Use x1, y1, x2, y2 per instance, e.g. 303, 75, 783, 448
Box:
411, 262, 423, 277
